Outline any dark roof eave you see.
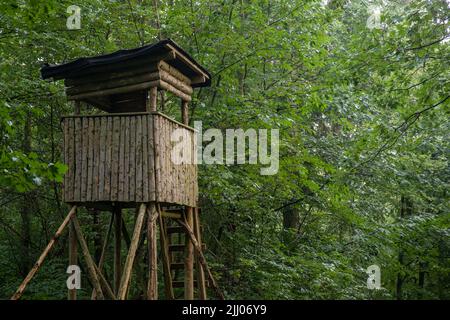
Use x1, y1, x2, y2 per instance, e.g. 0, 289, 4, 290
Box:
40, 39, 211, 87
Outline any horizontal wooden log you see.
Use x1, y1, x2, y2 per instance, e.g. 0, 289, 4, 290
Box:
159, 70, 193, 95
161, 211, 182, 219
159, 61, 191, 85
159, 80, 192, 102
164, 43, 209, 82
66, 71, 160, 96
68, 80, 160, 100
59, 51, 175, 81
65, 63, 160, 87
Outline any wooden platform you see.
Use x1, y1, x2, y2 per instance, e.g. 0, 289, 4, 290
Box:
62, 112, 197, 207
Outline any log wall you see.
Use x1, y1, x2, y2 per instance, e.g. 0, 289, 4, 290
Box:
62, 112, 197, 207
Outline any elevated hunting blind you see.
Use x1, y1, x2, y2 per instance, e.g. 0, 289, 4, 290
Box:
12, 39, 223, 300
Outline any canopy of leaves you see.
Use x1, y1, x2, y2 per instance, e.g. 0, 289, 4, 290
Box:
0, 0, 448, 299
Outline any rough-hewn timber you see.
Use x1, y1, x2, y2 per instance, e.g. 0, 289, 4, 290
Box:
62, 112, 197, 207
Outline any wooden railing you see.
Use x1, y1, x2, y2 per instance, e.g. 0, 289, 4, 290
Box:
62, 112, 197, 207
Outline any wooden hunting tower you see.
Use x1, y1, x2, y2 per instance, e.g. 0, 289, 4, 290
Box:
12, 39, 223, 300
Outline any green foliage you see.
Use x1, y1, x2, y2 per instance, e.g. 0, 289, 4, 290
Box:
0, 0, 448, 299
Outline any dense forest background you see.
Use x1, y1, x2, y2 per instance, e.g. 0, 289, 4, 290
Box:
0, 0, 449, 299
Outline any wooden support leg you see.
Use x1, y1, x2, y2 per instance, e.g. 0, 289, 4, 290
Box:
194, 208, 207, 300
91, 212, 114, 300
121, 215, 147, 299
184, 206, 194, 300
11, 206, 77, 300
68, 209, 78, 300
118, 203, 147, 300
114, 206, 122, 295
147, 204, 158, 300
159, 206, 174, 299
71, 215, 105, 300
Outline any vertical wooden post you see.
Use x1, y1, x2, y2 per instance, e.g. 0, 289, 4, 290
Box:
181, 100, 189, 125
184, 206, 194, 300
113, 206, 122, 294
91, 212, 114, 300
68, 221, 78, 300
182, 99, 193, 299
159, 210, 174, 299
194, 208, 207, 299
74, 100, 81, 114
68, 100, 80, 300
71, 215, 105, 300
118, 203, 147, 300
147, 204, 158, 299
147, 87, 158, 112
159, 91, 165, 112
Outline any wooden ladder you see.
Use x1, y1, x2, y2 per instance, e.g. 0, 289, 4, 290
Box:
160, 206, 207, 299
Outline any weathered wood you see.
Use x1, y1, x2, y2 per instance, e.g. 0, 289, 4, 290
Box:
123, 116, 130, 201
114, 207, 122, 294
184, 207, 194, 300
159, 70, 193, 95
159, 61, 191, 85
98, 117, 107, 200
91, 212, 114, 299
177, 218, 225, 300
68, 80, 160, 100
128, 116, 136, 201
74, 100, 81, 114
118, 203, 147, 299
91, 117, 100, 200
66, 71, 160, 96
104, 117, 113, 198
148, 116, 156, 200
74, 117, 82, 200
148, 87, 158, 112
159, 79, 192, 102
194, 208, 207, 299
86, 117, 94, 201
135, 116, 143, 201
62, 113, 197, 206
147, 204, 158, 300
68, 220, 78, 300
11, 206, 77, 300
93, 263, 116, 300
164, 43, 210, 82
70, 214, 105, 300
80, 118, 89, 200
62, 51, 175, 83
111, 117, 120, 201
118, 116, 126, 201
159, 213, 174, 299
142, 116, 149, 202
64, 63, 161, 87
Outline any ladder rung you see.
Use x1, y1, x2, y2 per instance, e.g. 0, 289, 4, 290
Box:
169, 244, 185, 252
161, 211, 182, 219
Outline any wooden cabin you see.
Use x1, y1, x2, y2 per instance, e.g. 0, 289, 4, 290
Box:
41, 39, 210, 208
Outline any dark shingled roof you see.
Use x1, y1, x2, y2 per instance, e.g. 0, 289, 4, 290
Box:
40, 39, 211, 87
